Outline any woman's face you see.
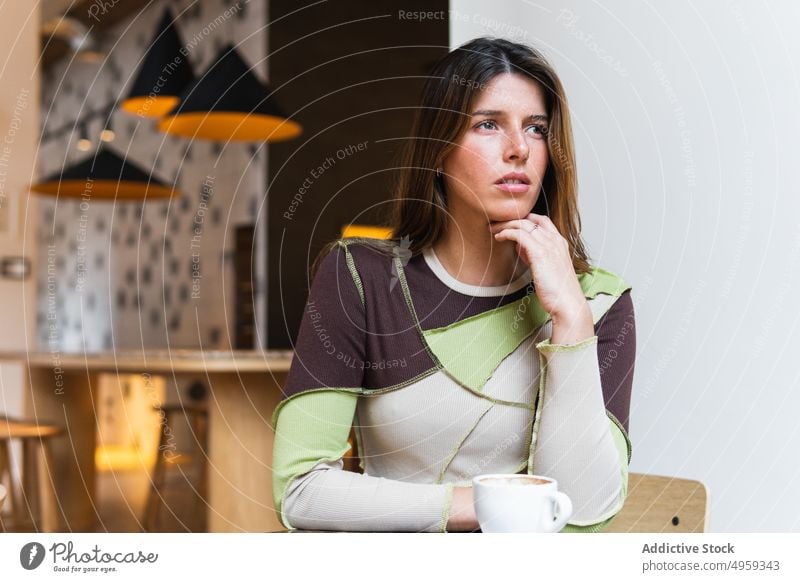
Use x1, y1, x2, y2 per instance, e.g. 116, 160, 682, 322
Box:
441, 72, 550, 224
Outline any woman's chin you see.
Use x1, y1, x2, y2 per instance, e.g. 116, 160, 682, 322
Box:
487, 201, 537, 222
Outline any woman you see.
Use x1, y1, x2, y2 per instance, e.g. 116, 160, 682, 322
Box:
271, 37, 635, 533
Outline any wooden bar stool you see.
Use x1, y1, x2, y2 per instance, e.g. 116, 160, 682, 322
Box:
0, 418, 63, 532
143, 403, 208, 532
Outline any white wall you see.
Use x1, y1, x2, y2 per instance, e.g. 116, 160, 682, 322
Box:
0, 2, 40, 418
452, 0, 800, 532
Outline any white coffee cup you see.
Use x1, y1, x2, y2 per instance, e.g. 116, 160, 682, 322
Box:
472, 473, 573, 533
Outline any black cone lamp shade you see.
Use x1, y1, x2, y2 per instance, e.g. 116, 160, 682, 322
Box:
120, 9, 195, 118
30, 147, 178, 200
157, 45, 302, 142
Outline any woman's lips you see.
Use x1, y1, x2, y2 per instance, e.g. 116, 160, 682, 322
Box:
494, 182, 530, 194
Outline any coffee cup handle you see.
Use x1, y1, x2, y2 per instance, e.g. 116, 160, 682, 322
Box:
544, 492, 573, 532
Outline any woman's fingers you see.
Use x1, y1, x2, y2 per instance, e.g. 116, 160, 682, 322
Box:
493, 227, 538, 247
527, 213, 560, 235
489, 214, 559, 237
489, 218, 543, 235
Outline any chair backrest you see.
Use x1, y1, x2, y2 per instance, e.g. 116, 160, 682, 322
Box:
603, 473, 709, 533
0, 484, 6, 512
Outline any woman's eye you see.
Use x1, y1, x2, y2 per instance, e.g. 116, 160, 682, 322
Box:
527, 124, 549, 138
474, 120, 548, 138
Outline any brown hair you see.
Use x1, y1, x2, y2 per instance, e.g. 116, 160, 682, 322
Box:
313, 36, 591, 278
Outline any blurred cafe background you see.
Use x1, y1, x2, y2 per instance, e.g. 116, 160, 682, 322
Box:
2, 0, 800, 533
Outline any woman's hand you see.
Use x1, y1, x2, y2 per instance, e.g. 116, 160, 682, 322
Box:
446, 486, 480, 532
489, 213, 593, 344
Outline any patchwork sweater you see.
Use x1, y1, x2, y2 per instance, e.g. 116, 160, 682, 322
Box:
272, 238, 635, 532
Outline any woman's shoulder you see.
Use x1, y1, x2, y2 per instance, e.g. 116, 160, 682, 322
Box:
577, 265, 633, 325
321, 237, 399, 270
314, 237, 399, 288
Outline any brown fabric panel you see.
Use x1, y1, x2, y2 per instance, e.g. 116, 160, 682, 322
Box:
281, 244, 367, 399
347, 244, 439, 389
402, 252, 531, 330
594, 289, 636, 434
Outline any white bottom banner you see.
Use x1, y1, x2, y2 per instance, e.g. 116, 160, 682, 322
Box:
0, 533, 796, 581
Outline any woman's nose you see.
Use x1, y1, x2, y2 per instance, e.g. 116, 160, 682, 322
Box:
504, 131, 529, 162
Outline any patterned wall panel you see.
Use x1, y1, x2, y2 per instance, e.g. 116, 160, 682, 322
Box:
36, 0, 267, 351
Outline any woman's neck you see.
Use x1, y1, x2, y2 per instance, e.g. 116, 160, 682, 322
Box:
431, 219, 529, 287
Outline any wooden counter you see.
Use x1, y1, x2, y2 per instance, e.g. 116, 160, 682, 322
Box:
0, 349, 293, 532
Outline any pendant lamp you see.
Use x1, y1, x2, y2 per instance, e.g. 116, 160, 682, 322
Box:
120, 9, 195, 118
30, 147, 178, 200
157, 44, 302, 142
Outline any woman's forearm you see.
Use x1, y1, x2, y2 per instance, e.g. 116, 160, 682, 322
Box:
531, 335, 625, 524
283, 459, 454, 532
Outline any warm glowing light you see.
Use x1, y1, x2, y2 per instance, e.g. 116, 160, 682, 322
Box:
157, 112, 302, 142
341, 224, 393, 239
95, 444, 155, 471
120, 96, 180, 118
31, 180, 176, 199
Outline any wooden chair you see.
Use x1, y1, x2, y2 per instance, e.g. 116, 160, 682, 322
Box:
142, 403, 208, 532
603, 473, 709, 532
0, 418, 63, 532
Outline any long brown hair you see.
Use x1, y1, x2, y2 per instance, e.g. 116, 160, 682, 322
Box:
313, 36, 591, 278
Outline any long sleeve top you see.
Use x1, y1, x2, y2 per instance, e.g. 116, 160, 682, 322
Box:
271, 238, 635, 532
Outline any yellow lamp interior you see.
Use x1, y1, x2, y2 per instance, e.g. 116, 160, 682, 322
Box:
341, 224, 393, 239
31, 180, 177, 200
157, 112, 302, 142
120, 96, 180, 118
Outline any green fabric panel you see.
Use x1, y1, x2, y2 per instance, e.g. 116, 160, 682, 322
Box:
420, 266, 629, 392
608, 412, 633, 465
421, 294, 550, 391
270, 387, 362, 428
560, 417, 631, 533
271, 390, 359, 528
536, 335, 598, 353
578, 266, 631, 298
